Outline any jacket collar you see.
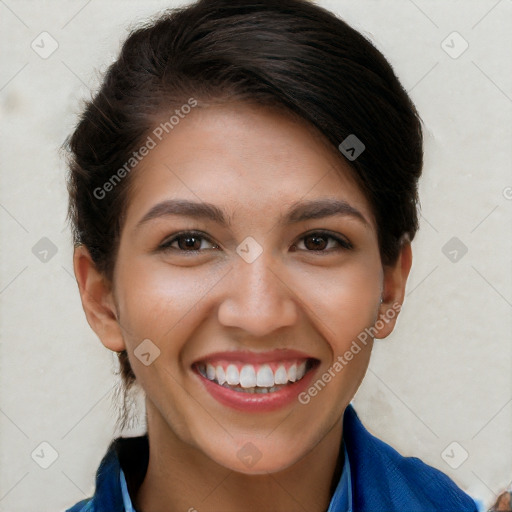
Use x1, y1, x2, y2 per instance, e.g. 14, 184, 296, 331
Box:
89, 403, 476, 512
90, 434, 148, 511
343, 404, 477, 511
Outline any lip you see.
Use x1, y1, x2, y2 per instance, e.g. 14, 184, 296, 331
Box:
193, 357, 320, 412
193, 348, 317, 366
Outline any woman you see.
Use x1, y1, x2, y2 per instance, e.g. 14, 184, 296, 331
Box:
64, 0, 479, 510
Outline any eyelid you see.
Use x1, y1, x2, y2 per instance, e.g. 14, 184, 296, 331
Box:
158, 230, 219, 252
295, 229, 353, 251
158, 229, 353, 253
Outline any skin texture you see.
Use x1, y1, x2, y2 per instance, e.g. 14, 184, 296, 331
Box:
494, 492, 512, 511
73, 103, 412, 512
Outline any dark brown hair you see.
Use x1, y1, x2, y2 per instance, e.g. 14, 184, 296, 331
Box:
64, 0, 423, 431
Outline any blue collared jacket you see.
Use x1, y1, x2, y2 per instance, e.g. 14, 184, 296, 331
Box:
65, 403, 478, 512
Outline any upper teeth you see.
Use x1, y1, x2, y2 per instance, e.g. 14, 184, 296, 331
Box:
201, 361, 308, 388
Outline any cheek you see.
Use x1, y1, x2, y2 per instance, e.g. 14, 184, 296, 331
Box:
115, 256, 217, 338
116, 251, 382, 339
292, 258, 382, 349
113, 259, 220, 392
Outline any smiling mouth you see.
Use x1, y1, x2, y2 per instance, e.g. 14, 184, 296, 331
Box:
194, 358, 318, 394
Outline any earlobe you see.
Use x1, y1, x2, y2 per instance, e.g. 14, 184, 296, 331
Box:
72, 245, 126, 352
373, 240, 413, 339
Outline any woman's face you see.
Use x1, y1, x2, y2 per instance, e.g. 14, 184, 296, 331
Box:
82, 103, 408, 474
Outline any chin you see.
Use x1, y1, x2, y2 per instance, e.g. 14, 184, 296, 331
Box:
205, 439, 306, 476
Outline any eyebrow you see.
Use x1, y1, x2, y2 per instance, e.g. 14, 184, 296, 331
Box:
134, 197, 370, 232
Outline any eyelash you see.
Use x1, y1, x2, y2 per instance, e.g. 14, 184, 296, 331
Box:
157, 230, 353, 254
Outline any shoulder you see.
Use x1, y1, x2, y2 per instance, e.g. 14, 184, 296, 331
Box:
63, 434, 148, 512
343, 404, 478, 511
65, 497, 95, 512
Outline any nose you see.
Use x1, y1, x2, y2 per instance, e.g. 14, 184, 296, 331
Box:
217, 254, 298, 337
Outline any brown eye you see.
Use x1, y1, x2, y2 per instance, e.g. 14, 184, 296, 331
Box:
176, 235, 203, 251
304, 234, 329, 251
295, 231, 352, 252
159, 231, 218, 252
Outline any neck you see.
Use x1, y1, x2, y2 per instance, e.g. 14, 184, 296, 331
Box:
133, 401, 344, 512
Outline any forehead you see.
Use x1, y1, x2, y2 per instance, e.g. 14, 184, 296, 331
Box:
123, 103, 375, 229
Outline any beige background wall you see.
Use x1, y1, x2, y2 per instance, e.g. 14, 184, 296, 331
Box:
0, 1, 511, 511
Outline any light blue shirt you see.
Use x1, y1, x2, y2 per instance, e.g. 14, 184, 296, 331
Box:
120, 467, 137, 512
120, 440, 352, 512
327, 441, 352, 512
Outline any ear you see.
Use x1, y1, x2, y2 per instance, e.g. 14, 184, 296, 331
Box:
372, 240, 412, 339
72, 245, 126, 352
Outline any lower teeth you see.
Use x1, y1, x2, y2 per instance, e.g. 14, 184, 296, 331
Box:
220, 383, 285, 393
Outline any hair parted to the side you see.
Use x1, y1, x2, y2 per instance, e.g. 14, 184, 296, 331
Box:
64, 0, 423, 431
